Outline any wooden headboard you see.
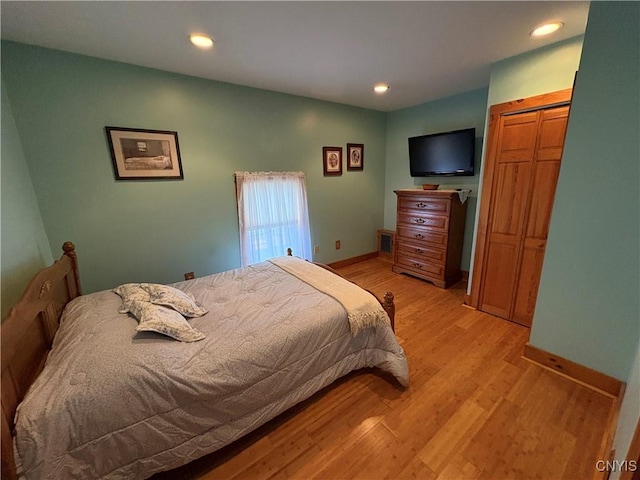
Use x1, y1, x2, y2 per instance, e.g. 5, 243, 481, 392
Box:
1, 242, 81, 480
0, 243, 395, 478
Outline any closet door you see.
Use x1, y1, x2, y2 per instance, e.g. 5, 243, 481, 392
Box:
479, 111, 538, 319
511, 106, 569, 326
470, 89, 572, 328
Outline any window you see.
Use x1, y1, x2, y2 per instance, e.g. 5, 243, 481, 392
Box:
235, 171, 312, 266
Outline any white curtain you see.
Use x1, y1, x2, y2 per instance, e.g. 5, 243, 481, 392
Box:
235, 171, 312, 266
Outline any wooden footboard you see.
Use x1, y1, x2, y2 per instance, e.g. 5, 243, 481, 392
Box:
1, 242, 81, 480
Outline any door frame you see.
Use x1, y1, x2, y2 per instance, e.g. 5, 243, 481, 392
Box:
468, 88, 573, 312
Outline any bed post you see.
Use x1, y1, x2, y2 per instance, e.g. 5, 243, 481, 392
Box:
62, 241, 82, 296
383, 291, 396, 331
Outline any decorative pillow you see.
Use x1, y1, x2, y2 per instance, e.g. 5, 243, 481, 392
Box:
112, 283, 150, 314
140, 283, 208, 317
125, 299, 205, 343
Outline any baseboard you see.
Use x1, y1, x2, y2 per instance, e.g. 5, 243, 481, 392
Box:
461, 270, 469, 281
463, 293, 473, 306
522, 343, 624, 398
593, 383, 627, 480
522, 343, 627, 480
327, 251, 378, 269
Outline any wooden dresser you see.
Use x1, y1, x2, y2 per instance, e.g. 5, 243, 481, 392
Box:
392, 189, 467, 288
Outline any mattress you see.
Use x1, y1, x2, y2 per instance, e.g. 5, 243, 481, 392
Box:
14, 260, 408, 479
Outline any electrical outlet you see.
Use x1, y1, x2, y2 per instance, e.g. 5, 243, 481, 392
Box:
313, 245, 320, 254
335, 240, 341, 250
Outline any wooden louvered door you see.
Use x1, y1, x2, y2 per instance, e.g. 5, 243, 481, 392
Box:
471, 89, 571, 327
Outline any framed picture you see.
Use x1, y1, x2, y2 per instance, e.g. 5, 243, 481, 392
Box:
347, 143, 364, 171
323, 146, 343, 176
106, 127, 183, 180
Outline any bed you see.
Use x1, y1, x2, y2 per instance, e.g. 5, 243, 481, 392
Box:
1, 242, 408, 480
124, 155, 172, 170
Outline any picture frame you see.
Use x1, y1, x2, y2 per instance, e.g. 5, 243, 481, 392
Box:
347, 143, 364, 171
322, 146, 343, 176
106, 126, 183, 180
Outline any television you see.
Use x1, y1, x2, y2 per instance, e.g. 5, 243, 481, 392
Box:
409, 127, 475, 177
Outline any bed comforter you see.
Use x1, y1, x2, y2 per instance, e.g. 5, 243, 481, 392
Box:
15, 260, 408, 479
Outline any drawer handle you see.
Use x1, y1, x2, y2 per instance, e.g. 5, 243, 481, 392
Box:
414, 233, 424, 239
416, 202, 427, 208
414, 248, 423, 254
413, 263, 423, 269
414, 218, 425, 224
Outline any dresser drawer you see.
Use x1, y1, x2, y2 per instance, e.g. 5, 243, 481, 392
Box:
396, 241, 446, 264
394, 190, 467, 288
395, 254, 445, 279
397, 212, 448, 232
397, 226, 448, 249
398, 196, 450, 215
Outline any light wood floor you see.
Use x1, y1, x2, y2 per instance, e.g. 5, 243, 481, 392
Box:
156, 258, 614, 480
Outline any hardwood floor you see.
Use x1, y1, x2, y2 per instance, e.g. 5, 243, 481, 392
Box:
156, 258, 613, 480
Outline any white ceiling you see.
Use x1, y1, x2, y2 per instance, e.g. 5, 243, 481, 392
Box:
0, 1, 590, 112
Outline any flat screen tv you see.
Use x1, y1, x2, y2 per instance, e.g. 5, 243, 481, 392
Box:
409, 127, 475, 177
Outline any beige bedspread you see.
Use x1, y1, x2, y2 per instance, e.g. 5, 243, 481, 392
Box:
269, 256, 391, 335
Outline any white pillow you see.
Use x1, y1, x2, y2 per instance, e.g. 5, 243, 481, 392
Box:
126, 299, 205, 343
140, 283, 208, 318
112, 283, 150, 313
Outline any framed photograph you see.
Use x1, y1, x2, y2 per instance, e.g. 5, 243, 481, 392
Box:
347, 143, 364, 171
106, 127, 183, 180
323, 146, 343, 176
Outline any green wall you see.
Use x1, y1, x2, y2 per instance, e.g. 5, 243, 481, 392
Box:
530, 4, 639, 466
486, 36, 584, 107
1, 42, 387, 294
1, 80, 53, 319
383, 88, 488, 270
467, 36, 584, 288
530, 1, 639, 381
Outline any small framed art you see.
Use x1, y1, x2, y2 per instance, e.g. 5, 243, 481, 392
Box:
322, 146, 343, 176
106, 126, 183, 180
347, 143, 364, 171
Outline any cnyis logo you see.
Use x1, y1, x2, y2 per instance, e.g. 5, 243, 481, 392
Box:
595, 460, 638, 472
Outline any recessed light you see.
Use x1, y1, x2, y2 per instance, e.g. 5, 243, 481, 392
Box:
530, 22, 564, 38
189, 34, 214, 49
374, 84, 390, 94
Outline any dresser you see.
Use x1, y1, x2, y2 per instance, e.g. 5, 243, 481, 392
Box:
392, 189, 467, 288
